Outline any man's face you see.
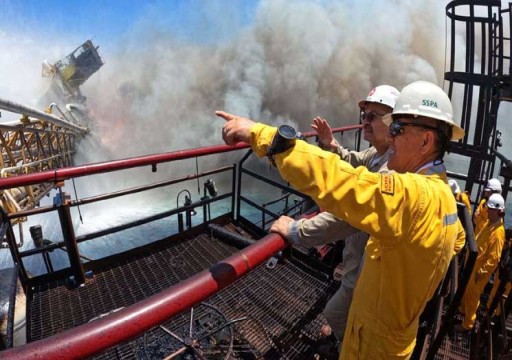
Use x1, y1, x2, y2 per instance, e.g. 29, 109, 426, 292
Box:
361, 102, 392, 147
386, 117, 437, 173
487, 207, 501, 222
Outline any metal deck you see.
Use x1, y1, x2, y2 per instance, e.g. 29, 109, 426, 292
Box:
27, 225, 339, 359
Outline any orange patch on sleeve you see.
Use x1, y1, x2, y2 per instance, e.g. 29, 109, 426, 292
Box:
381, 174, 395, 195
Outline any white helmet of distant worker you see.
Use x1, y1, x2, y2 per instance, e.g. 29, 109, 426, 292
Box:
486, 193, 505, 210
383, 80, 465, 140
358, 85, 400, 109
448, 179, 461, 195
484, 178, 502, 194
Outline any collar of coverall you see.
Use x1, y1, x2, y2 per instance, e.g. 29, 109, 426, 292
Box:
416, 161, 447, 176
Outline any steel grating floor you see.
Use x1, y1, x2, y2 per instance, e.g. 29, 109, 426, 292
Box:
27, 227, 338, 359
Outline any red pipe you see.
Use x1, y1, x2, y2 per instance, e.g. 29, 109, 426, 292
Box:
0, 124, 361, 190
1, 233, 288, 359
0, 143, 250, 190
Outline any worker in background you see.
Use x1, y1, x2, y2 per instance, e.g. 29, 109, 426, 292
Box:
486, 227, 512, 318
217, 80, 465, 359
456, 193, 506, 332
474, 178, 502, 235
270, 85, 399, 342
449, 179, 472, 216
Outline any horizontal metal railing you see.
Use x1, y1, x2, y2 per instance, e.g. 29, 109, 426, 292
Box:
0, 143, 249, 190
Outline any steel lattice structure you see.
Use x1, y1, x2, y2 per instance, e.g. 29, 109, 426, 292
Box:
0, 100, 88, 220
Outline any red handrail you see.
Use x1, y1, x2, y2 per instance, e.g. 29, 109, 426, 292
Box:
0, 124, 361, 190
0, 143, 249, 190
1, 233, 288, 359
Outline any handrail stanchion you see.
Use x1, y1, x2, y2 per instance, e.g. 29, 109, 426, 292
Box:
231, 164, 237, 221
1, 208, 28, 284
55, 190, 85, 287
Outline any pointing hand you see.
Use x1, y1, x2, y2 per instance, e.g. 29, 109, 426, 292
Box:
215, 111, 255, 145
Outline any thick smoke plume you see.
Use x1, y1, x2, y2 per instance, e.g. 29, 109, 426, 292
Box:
0, 0, 453, 207
78, 0, 447, 162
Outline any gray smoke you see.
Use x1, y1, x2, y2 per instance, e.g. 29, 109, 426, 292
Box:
78, 0, 447, 162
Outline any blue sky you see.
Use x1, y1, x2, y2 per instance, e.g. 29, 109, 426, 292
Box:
0, 0, 262, 106
0, 0, 259, 48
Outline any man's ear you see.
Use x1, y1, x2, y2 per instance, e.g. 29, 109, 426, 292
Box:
421, 130, 436, 154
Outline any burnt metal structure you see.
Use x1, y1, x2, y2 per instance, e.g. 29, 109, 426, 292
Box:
445, 0, 512, 200
42, 40, 104, 101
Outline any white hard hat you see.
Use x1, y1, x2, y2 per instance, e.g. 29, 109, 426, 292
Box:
448, 179, 460, 194
383, 80, 465, 140
484, 178, 502, 193
487, 193, 505, 210
358, 85, 400, 110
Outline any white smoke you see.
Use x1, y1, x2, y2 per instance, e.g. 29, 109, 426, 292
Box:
76, 0, 448, 162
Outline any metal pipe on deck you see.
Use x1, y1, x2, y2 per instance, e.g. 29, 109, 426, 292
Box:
0, 233, 288, 360
0, 98, 88, 133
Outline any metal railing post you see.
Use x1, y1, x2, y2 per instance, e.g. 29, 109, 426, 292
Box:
1, 209, 28, 285
56, 192, 85, 286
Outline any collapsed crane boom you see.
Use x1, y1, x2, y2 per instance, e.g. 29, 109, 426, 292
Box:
0, 40, 100, 222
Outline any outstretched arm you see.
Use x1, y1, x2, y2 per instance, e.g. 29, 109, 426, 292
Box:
270, 213, 359, 247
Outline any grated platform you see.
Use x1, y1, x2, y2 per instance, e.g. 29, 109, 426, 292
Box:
27, 228, 338, 359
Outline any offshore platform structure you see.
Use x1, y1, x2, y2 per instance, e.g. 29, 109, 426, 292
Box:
0, 40, 102, 246
436, 1, 512, 359
41, 40, 103, 106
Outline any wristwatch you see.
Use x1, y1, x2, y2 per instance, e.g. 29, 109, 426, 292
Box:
267, 125, 298, 166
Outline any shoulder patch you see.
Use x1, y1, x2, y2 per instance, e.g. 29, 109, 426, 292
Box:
381, 174, 395, 195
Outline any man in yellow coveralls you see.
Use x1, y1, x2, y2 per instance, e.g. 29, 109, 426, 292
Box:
474, 178, 502, 235
216, 80, 465, 359
449, 179, 472, 216
270, 85, 399, 342
456, 193, 506, 332
486, 227, 512, 317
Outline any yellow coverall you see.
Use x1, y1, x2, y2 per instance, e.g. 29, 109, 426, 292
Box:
459, 219, 505, 329
474, 199, 488, 235
250, 124, 459, 360
486, 238, 512, 316
455, 191, 472, 217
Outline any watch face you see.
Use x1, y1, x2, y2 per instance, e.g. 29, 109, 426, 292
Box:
279, 125, 297, 140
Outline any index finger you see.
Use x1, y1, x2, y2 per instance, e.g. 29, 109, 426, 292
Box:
215, 110, 234, 121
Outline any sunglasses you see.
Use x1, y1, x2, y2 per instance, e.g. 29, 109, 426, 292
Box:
360, 110, 386, 123
388, 120, 438, 137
